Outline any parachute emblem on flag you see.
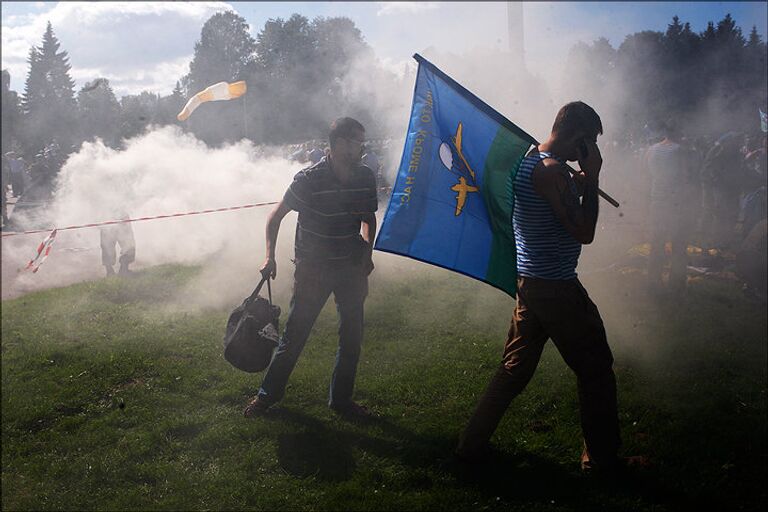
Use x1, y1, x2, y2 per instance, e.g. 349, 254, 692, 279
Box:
439, 122, 479, 216
177, 81, 247, 121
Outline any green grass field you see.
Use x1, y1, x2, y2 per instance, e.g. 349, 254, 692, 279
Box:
2, 264, 766, 511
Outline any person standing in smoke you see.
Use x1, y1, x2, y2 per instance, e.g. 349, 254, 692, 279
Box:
307, 142, 324, 166
244, 117, 378, 419
100, 211, 136, 277
456, 102, 628, 473
1, 152, 10, 227
6, 151, 26, 198
702, 133, 746, 248
644, 120, 697, 296
741, 135, 767, 238
361, 147, 380, 176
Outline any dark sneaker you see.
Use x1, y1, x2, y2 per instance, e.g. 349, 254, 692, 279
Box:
331, 401, 374, 420
243, 396, 271, 418
581, 452, 652, 475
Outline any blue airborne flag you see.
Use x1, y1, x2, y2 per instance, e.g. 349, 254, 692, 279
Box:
374, 54, 537, 297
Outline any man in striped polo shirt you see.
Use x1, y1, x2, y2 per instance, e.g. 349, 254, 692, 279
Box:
245, 117, 378, 419
458, 102, 627, 473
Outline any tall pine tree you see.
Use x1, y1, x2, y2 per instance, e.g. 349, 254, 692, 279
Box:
20, 22, 78, 163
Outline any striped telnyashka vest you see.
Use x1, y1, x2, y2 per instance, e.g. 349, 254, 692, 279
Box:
512, 151, 582, 280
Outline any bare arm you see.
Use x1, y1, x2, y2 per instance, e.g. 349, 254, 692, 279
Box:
571, 170, 586, 197
261, 200, 291, 278
361, 213, 377, 245
361, 212, 377, 275
533, 140, 602, 244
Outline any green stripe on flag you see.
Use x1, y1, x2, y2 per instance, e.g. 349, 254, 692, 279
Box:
481, 128, 533, 296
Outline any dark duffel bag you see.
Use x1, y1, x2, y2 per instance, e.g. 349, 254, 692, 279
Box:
223, 275, 281, 372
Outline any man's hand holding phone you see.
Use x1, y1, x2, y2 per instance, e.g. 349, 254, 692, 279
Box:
578, 139, 602, 180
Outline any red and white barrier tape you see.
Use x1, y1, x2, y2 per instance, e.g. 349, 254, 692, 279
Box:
24, 229, 57, 273
1, 201, 280, 238
7, 201, 277, 274
2, 186, 393, 239
5, 186, 393, 273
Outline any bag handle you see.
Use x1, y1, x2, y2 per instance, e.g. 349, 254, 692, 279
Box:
249, 274, 273, 305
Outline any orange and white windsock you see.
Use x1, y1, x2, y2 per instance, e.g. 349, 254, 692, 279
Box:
24, 228, 58, 273
177, 81, 247, 121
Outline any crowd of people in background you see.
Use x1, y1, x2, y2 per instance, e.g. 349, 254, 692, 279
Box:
2, 126, 766, 300
280, 138, 396, 199
1, 141, 70, 231
600, 124, 767, 302
275, 125, 767, 303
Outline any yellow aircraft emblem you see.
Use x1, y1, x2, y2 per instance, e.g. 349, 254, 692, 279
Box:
439, 122, 478, 216
450, 177, 479, 216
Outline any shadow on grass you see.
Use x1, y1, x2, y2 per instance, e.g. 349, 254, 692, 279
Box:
276, 429, 357, 481
257, 407, 683, 508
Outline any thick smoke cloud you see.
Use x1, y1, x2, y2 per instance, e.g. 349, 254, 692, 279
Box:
4, 7, 764, 356
2, 126, 299, 304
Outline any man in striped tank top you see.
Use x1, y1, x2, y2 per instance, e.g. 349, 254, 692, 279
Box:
644, 121, 695, 294
458, 102, 624, 473
244, 117, 378, 419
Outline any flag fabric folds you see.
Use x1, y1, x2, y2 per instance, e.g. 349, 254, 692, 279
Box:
760, 108, 767, 133
375, 54, 537, 297
177, 81, 247, 121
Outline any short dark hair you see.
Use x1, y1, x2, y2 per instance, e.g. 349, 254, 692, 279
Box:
551, 101, 603, 139
660, 117, 679, 139
328, 117, 365, 148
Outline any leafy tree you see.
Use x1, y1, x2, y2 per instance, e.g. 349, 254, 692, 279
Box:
255, 14, 314, 81
313, 16, 370, 80
252, 14, 317, 143
77, 78, 121, 148
187, 11, 257, 94
119, 91, 160, 141
182, 11, 256, 145
310, 16, 378, 134
563, 14, 767, 139
565, 37, 616, 104
251, 14, 378, 143
175, 11, 393, 145
155, 82, 186, 127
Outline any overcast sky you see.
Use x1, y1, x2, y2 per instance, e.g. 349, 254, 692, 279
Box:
2, 1, 766, 98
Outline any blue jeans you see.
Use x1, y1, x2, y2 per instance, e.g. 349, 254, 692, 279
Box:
258, 259, 368, 408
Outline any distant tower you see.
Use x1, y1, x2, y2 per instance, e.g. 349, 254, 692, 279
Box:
507, 1, 525, 69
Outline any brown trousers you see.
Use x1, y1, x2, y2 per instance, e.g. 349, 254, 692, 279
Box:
459, 276, 621, 464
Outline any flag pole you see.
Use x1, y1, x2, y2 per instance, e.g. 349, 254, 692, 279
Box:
243, 94, 248, 141
565, 165, 620, 208
529, 137, 619, 208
